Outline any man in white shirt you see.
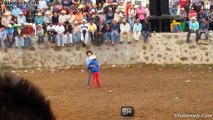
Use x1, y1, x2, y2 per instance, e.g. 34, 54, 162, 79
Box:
55, 22, 65, 46
59, 10, 68, 24
120, 19, 131, 43
80, 19, 89, 47
47, 22, 56, 44
67, 10, 75, 24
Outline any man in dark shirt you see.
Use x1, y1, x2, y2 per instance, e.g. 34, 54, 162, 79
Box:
142, 19, 151, 43
198, 18, 209, 44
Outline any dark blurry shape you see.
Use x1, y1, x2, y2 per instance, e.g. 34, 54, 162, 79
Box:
0, 73, 55, 120
149, 0, 170, 16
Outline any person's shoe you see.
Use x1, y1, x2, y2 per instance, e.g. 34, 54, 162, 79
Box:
205, 40, 208, 44
197, 40, 201, 44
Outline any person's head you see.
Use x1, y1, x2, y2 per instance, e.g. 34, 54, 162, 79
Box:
74, 21, 78, 26
58, 22, 62, 26
37, 12, 42, 17
17, 24, 22, 28
89, 20, 93, 25
113, 19, 118, 24
19, 12, 24, 17
0, 73, 55, 120
37, 24, 42, 30
119, 0, 124, 5
86, 50, 93, 56
13, 5, 17, 9
53, 11, 58, 16
122, 19, 127, 25
202, 18, 206, 23
1, 26, 5, 30
61, 10, 66, 15
191, 17, 196, 22
136, 19, 140, 24
82, 19, 87, 24
139, 4, 142, 9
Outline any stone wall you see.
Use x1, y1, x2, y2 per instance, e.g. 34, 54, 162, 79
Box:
0, 33, 213, 68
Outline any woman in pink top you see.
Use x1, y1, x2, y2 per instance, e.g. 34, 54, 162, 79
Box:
136, 4, 146, 24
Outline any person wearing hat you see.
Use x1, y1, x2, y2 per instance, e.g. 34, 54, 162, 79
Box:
14, 24, 25, 48
0, 26, 7, 50
106, 7, 114, 24
114, 9, 122, 22
186, 17, 199, 42
1, 12, 12, 28
23, 23, 35, 48
197, 18, 209, 44
12, 5, 21, 18
17, 12, 26, 25
6, 24, 15, 48
111, 19, 120, 45
35, 12, 44, 26
36, 24, 44, 45
72, 21, 81, 43
120, 19, 131, 43
67, 10, 75, 24
85, 50, 93, 88
47, 22, 57, 44
96, 19, 105, 46
43, 11, 52, 35
59, 10, 68, 24
88, 55, 102, 89
55, 22, 65, 46
116, 0, 125, 13
63, 21, 73, 46
80, 19, 89, 47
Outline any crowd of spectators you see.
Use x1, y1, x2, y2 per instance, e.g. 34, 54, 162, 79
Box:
0, 0, 151, 51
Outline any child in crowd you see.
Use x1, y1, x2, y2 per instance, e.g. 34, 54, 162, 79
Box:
36, 24, 44, 45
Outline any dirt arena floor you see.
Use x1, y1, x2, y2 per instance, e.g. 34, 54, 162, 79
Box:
8, 65, 213, 120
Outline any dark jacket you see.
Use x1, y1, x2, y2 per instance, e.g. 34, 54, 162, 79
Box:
14, 28, 24, 37
142, 22, 151, 32
64, 24, 72, 34
52, 16, 59, 25
97, 24, 105, 33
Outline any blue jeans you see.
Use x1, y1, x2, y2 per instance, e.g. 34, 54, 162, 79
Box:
128, 18, 135, 30
142, 31, 150, 42
198, 30, 209, 40
15, 36, 24, 47
25, 36, 32, 48
170, 7, 178, 16
73, 33, 81, 43
0, 38, 6, 49
111, 31, 119, 43
104, 32, 111, 42
172, 25, 181, 32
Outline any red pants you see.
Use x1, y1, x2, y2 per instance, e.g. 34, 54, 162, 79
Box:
91, 72, 102, 89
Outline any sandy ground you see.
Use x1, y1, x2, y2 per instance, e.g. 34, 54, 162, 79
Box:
11, 65, 213, 120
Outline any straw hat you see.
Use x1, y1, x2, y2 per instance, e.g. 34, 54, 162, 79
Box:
82, 19, 87, 22
78, 4, 85, 9
90, 55, 96, 60
61, 10, 66, 14
36, 12, 42, 16
3, 12, 9, 16
37, 24, 42, 27
19, 12, 24, 15
45, 11, 51, 15
8, 24, 12, 28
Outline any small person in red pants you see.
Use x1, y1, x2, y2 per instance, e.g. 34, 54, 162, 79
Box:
88, 55, 102, 89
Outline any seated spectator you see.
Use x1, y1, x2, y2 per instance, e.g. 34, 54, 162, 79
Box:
88, 20, 97, 45
75, 10, 83, 23
55, 22, 65, 46
120, 19, 131, 43
133, 19, 142, 42
12, 5, 21, 18
35, 12, 44, 26
111, 19, 119, 45
142, 19, 151, 43
17, 12, 26, 25
59, 10, 68, 24
80, 19, 89, 47
198, 18, 209, 44
64, 21, 73, 46
170, 20, 181, 32
36, 24, 44, 45
52, 11, 59, 25
96, 19, 105, 46
186, 17, 199, 43
104, 23, 112, 44
23, 23, 35, 48
188, 8, 198, 19
14, 24, 25, 48
0, 73, 55, 120
47, 22, 57, 44
0, 26, 7, 50
1, 12, 11, 27
6, 24, 14, 48
72, 21, 81, 43
43, 11, 52, 34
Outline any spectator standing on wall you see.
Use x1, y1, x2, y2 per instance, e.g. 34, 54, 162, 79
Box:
55, 22, 65, 46
198, 18, 209, 44
23, 23, 35, 48
6, 24, 14, 48
186, 17, 199, 43
63, 21, 73, 46
128, 4, 136, 31
136, 4, 146, 25
36, 24, 45, 45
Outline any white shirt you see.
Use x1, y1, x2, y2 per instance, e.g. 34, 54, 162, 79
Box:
67, 14, 75, 24
120, 23, 131, 33
55, 25, 65, 34
38, 0, 47, 9
47, 25, 56, 31
59, 15, 68, 23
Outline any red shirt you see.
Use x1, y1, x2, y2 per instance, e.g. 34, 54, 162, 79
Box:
180, 0, 189, 8
126, 4, 131, 18
24, 26, 35, 35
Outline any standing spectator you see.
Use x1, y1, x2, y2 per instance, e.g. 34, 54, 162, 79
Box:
179, 8, 188, 22
125, 1, 131, 19
67, 10, 75, 24
64, 21, 73, 46
136, 4, 146, 25
1, 12, 11, 27
105, 7, 114, 24
96, 19, 105, 46
88, 55, 102, 89
114, 10, 122, 22
72, 21, 81, 43
211, 0, 213, 10
180, 0, 189, 9
142, 19, 151, 43
0, 26, 7, 50
145, 4, 150, 19
35, 12, 44, 26
104, 23, 111, 44
14, 24, 24, 48
97, 2, 105, 20
128, 4, 136, 30
170, 1, 179, 16
116, 0, 125, 14
55, 22, 65, 47
6, 24, 14, 48
197, 9, 207, 23
59, 10, 68, 24
133, 19, 142, 42
12, 5, 21, 18
85, 50, 93, 88
120, 19, 131, 43
23, 23, 35, 48
80, 19, 89, 47
111, 19, 119, 45
198, 18, 209, 44
17, 12, 26, 25
186, 17, 199, 43
52, 11, 59, 25
36, 24, 44, 45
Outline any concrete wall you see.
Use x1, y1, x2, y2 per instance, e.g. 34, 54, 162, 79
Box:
0, 33, 213, 68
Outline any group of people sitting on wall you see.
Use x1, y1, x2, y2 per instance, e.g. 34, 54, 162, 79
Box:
170, 0, 213, 44
0, 0, 152, 50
